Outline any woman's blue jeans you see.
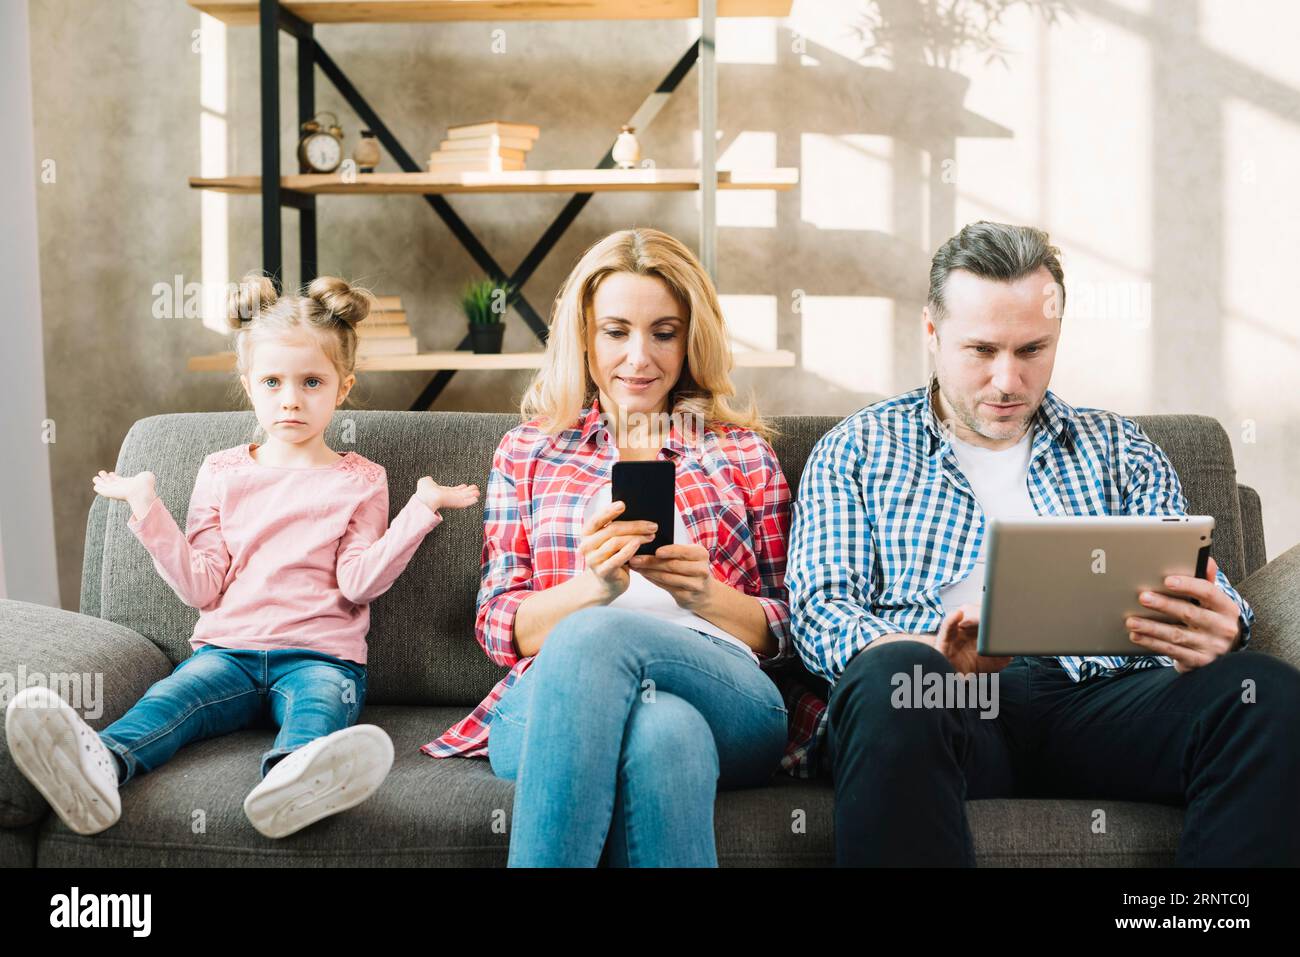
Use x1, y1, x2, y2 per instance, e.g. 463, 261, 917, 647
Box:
98, 646, 367, 784
488, 606, 789, 867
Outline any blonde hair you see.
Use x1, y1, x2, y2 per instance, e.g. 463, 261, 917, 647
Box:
520, 228, 772, 440
225, 272, 375, 408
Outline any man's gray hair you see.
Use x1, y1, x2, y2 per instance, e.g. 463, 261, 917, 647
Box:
927, 221, 1065, 321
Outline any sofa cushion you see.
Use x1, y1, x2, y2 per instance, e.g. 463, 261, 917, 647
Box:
968, 798, 1182, 866
0, 823, 37, 868
32, 705, 1184, 867
36, 706, 512, 867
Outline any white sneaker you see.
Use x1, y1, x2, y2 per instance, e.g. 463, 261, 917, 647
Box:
4, 686, 122, 835
243, 724, 394, 839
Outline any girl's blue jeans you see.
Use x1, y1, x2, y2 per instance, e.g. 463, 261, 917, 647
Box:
98, 645, 367, 785
487, 606, 789, 867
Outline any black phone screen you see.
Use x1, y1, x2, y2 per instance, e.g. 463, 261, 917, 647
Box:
610, 460, 675, 556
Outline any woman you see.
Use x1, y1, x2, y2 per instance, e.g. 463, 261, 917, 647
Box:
422, 228, 797, 866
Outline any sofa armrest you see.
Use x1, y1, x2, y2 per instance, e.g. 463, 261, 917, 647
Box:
1235, 542, 1300, 671
0, 599, 173, 829
1237, 485, 1267, 577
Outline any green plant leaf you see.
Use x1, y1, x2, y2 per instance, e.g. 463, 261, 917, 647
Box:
461, 277, 513, 325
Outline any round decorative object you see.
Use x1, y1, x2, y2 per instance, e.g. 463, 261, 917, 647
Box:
612, 125, 640, 170
298, 112, 344, 174
353, 130, 380, 173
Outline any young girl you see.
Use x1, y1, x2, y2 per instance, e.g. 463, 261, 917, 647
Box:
4, 273, 478, 839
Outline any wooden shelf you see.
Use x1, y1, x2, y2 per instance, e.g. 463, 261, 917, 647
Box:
190, 168, 799, 195
185, 0, 795, 408
188, 349, 796, 372
189, 1, 793, 25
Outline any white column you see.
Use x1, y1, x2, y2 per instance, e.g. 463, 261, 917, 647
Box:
0, 0, 61, 605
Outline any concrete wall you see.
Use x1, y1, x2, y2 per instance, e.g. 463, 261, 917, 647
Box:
27, 0, 1300, 609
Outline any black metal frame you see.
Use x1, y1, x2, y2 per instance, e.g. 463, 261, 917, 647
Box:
257, 0, 702, 410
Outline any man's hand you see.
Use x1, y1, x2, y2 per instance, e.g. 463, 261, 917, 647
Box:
630, 543, 714, 612
934, 605, 1013, 676
1127, 555, 1243, 673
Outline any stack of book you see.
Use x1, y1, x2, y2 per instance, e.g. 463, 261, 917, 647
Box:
357, 295, 418, 357
428, 121, 540, 174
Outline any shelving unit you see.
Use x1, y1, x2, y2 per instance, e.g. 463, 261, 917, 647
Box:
186, 0, 798, 408
189, 1, 793, 24
188, 349, 797, 372
190, 168, 799, 194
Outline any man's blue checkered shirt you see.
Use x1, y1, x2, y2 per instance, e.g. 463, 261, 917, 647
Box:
786, 381, 1254, 755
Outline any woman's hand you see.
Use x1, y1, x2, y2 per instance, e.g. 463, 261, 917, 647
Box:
630, 543, 715, 612
415, 477, 480, 514
579, 500, 658, 603
92, 470, 158, 520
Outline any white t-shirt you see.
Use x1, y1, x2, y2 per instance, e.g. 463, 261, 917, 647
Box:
582, 485, 760, 664
939, 426, 1037, 614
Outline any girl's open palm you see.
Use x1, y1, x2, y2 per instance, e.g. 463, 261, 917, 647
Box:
415, 477, 480, 513
92, 470, 155, 503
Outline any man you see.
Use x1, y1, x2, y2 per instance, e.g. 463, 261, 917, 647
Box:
786, 221, 1300, 866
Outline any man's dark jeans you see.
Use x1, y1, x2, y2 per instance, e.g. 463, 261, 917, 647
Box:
828, 641, 1300, 866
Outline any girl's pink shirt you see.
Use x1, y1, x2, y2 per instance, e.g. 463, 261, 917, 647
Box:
125, 443, 441, 665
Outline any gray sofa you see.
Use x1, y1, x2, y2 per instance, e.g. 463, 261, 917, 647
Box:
2, 410, 1297, 867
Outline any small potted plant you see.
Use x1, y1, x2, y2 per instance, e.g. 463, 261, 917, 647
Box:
461, 278, 512, 354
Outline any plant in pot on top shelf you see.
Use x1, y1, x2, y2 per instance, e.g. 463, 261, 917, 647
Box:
462, 278, 513, 354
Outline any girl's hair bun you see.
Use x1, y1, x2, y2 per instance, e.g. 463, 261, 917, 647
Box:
307, 275, 374, 327
226, 272, 278, 330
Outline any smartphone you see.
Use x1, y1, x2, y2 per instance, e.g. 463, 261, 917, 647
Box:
610, 461, 675, 556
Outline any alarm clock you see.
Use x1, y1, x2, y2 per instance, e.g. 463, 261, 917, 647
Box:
298, 112, 344, 174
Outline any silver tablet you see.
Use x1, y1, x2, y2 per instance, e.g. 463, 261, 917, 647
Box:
977, 515, 1214, 657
